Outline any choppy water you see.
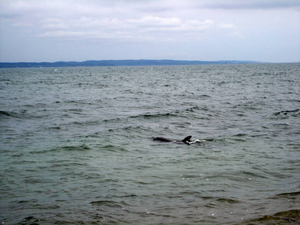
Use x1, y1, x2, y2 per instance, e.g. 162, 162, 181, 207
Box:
1, 64, 300, 224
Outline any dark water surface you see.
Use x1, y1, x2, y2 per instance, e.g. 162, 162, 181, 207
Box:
1, 64, 300, 224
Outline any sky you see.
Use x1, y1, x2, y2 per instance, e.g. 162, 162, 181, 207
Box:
0, 0, 299, 63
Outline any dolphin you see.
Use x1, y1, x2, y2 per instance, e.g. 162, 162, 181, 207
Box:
153, 135, 193, 145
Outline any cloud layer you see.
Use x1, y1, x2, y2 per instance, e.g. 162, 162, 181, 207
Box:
0, 0, 299, 62
1, 1, 217, 42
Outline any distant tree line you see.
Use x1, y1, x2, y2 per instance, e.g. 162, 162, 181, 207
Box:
0, 60, 260, 68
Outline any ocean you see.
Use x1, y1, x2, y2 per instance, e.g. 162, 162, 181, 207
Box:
0, 63, 300, 224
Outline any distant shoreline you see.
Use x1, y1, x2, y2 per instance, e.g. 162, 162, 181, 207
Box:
0, 59, 263, 68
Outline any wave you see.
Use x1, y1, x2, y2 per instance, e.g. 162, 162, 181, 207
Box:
91, 200, 124, 207
273, 109, 300, 117
0, 110, 29, 119
129, 106, 209, 120
32, 144, 91, 154
0, 110, 11, 117
276, 191, 300, 198
214, 197, 241, 204
0, 109, 49, 120
16, 216, 40, 225
129, 112, 178, 120
240, 209, 300, 225
98, 144, 129, 152
0, 110, 27, 118
61, 144, 91, 151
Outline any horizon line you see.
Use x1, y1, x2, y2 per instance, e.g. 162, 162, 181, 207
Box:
1, 58, 300, 63
0, 59, 299, 68
1, 59, 265, 64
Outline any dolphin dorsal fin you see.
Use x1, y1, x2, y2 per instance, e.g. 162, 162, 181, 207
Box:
182, 135, 192, 143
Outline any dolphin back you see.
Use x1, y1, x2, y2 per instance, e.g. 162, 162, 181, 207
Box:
153, 135, 193, 144
182, 135, 192, 143
153, 137, 172, 142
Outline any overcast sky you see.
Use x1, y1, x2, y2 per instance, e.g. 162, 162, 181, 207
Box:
0, 0, 299, 62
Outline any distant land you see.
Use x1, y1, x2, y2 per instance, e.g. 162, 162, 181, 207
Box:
0, 60, 262, 68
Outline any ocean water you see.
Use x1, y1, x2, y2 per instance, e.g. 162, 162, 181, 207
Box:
0, 64, 300, 224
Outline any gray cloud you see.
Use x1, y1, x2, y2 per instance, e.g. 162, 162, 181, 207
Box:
0, 0, 299, 62
201, 0, 300, 10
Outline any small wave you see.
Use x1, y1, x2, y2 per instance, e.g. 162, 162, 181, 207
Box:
103, 117, 123, 123
99, 144, 129, 152
48, 126, 61, 130
239, 209, 300, 225
287, 99, 300, 103
17, 216, 40, 225
91, 200, 120, 206
0, 110, 11, 117
63, 108, 84, 114
72, 119, 101, 126
63, 100, 95, 105
276, 191, 300, 198
273, 109, 300, 117
0, 110, 30, 119
130, 112, 177, 119
129, 106, 206, 120
233, 101, 264, 111
34, 144, 91, 153
241, 170, 268, 179
233, 133, 247, 137
183, 106, 204, 112
215, 197, 241, 204
0, 110, 26, 118
112, 125, 154, 134
199, 94, 211, 98
251, 72, 272, 76
61, 144, 91, 151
